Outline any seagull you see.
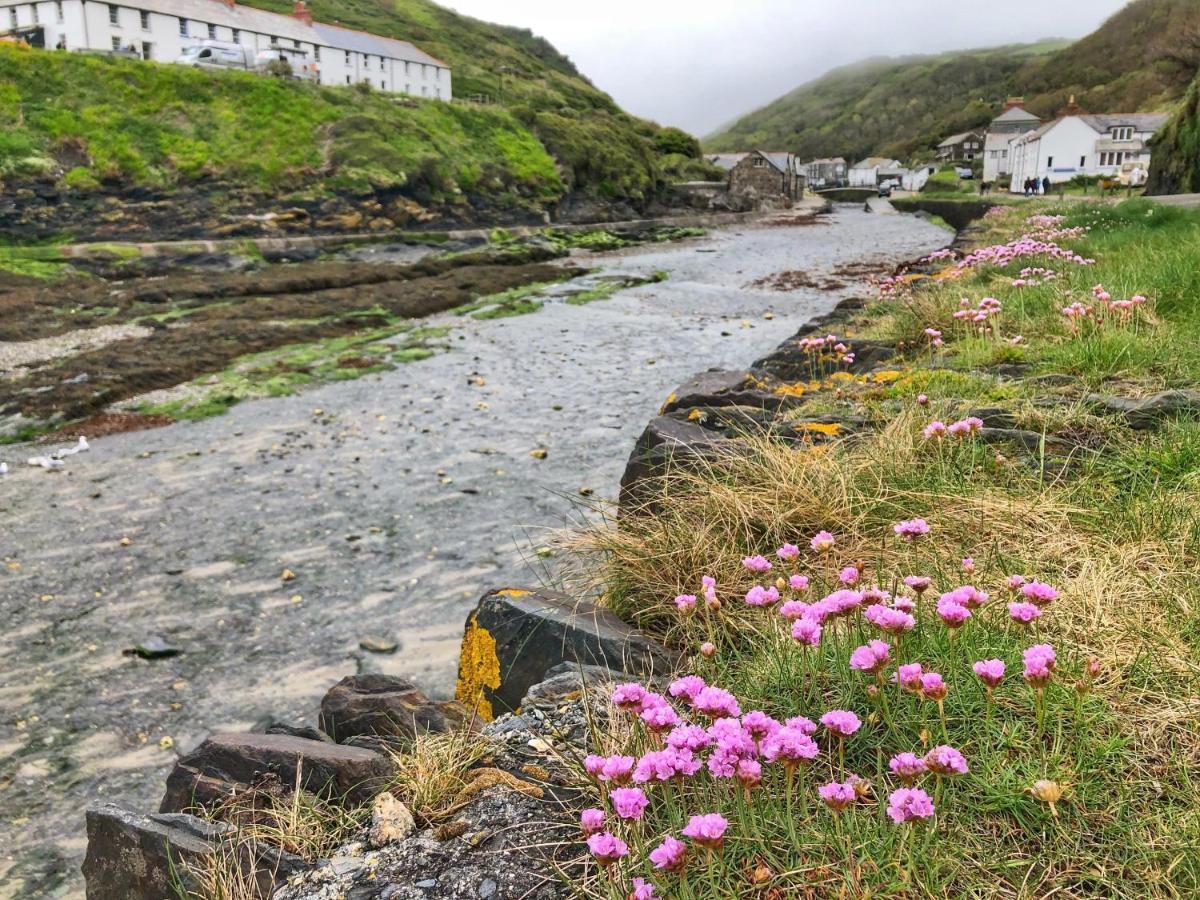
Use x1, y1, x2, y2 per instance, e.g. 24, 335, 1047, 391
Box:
51, 436, 90, 460
0, 462, 7, 476
27, 456, 64, 469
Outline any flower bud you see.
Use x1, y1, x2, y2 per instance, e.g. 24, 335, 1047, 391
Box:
699, 641, 716, 658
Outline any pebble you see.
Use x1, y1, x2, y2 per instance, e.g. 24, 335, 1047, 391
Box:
360, 635, 399, 654
124, 636, 182, 659
479, 878, 498, 898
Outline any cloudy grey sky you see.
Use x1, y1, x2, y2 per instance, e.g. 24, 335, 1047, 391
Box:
444, 0, 1132, 135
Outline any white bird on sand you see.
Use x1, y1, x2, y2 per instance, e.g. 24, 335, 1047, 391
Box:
51, 436, 90, 460
0, 462, 7, 476
27, 456, 64, 469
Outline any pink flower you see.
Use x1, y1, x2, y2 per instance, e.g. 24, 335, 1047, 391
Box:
864, 603, 915, 635
649, 836, 687, 873
925, 745, 969, 776
674, 594, 697, 612
599, 756, 635, 785
893, 518, 931, 540
640, 702, 681, 733
948, 417, 984, 437
892, 596, 916, 613
699, 641, 716, 658
701, 575, 717, 603
917, 393, 930, 406
961, 557, 975, 573
785, 715, 817, 735
887, 787, 935, 824
779, 599, 809, 620
904, 575, 932, 593
634, 748, 702, 783
896, 662, 924, 692
736, 758, 763, 789
973, 659, 1005, 688
586, 832, 628, 864
889, 752, 927, 783
682, 813, 728, 848
611, 683, 647, 712
610, 787, 649, 821
584, 755, 606, 778
631, 877, 656, 900
1008, 601, 1042, 624
741, 710, 781, 740
666, 724, 712, 753
923, 421, 948, 440
919, 672, 947, 701
789, 574, 810, 592
761, 727, 820, 765
936, 596, 971, 628
791, 617, 822, 647
1023, 644, 1056, 687
693, 686, 741, 719
839, 565, 860, 585
810, 530, 836, 553
744, 585, 780, 607
820, 710, 861, 737
942, 584, 988, 609
580, 808, 605, 835
1021, 581, 1058, 606
669, 675, 706, 703
819, 780, 857, 811
849, 640, 891, 674
743, 555, 772, 573
777, 543, 800, 561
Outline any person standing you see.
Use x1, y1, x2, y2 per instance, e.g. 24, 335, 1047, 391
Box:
1042, 176, 1052, 196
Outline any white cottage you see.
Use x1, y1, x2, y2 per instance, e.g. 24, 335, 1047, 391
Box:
982, 99, 1041, 182
1007, 110, 1168, 193
848, 157, 901, 187
0, 0, 451, 98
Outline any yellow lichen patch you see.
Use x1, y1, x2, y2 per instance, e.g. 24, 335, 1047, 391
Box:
773, 382, 807, 397
659, 392, 678, 413
800, 422, 842, 437
496, 588, 532, 598
869, 370, 904, 384
687, 409, 708, 422
455, 614, 501, 721
829, 372, 855, 382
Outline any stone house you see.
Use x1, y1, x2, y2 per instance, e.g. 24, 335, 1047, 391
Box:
982, 98, 1041, 182
0, 0, 451, 97
936, 130, 984, 162
726, 150, 802, 208
1007, 106, 1169, 192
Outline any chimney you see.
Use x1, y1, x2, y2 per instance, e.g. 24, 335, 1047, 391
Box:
1002, 96, 1026, 112
1058, 94, 1082, 117
292, 0, 313, 25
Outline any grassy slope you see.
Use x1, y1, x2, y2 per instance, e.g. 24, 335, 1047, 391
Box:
1147, 72, 1200, 195
0, 0, 681, 205
707, 0, 1198, 161
571, 200, 1200, 897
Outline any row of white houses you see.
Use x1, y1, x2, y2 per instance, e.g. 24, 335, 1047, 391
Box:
0, 0, 452, 98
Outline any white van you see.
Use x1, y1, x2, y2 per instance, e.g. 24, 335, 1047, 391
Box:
176, 41, 253, 70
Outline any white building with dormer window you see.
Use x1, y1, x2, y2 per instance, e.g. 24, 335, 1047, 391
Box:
1007, 110, 1168, 192
0, 0, 451, 99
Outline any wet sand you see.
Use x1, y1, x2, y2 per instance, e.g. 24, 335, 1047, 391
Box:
0, 208, 950, 896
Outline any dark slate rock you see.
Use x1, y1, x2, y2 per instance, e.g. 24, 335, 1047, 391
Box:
81, 803, 215, 900
319, 674, 474, 743
160, 732, 394, 813
255, 718, 334, 743
459, 589, 670, 718
1086, 390, 1200, 430
966, 406, 1020, 429
618, 415, 739, 514
659, 369, 804, 416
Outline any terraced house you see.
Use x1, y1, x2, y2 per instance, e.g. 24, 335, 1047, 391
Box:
0, 0, 452, 98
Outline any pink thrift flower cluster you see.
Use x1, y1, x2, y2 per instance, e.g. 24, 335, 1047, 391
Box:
893, 517, 931, 539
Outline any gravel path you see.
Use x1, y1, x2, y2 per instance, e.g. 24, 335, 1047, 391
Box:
0, 208, 950, 897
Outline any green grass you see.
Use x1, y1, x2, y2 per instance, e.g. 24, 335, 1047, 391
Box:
563, 197, 1200, 898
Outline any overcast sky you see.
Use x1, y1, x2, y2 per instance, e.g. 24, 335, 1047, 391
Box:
444, 0, 1132, 135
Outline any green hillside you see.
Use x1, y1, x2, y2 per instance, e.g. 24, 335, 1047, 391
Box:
1147, 73, 1200, 195
707, 0, 1198, 161
0, 0, 708, 223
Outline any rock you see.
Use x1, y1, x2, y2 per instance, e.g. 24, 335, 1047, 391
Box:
456, 589, 670, 719
359, 635, 399, 654
520, 663, 624, 709
255, 719, 333, 743
618, 415, 737, 514
658, 369, 802, 416
82, 803, 216, 900
160, 732, 394, 813
123, 636, 182, 659
479, 878, 498, 897
368, 792, 416, 848
319, 674, 470, 742
1087, 390, 1200, 430
966, 407, 1019, 429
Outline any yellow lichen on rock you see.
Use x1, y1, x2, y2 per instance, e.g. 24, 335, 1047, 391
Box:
869, 370, 904, 384
496, 588, 531, 598
455, 614, 501, 721
801, 422, 842, 437
659, 392, 678, 414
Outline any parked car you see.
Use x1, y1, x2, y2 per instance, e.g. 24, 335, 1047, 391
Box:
954, 166, 974, 180
176, 40, 254, 70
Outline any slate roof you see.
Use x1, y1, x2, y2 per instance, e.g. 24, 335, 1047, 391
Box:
938, 131, 981, 148
313, 22, 445, 66
707, 153, 749, 171
1079, 113, 1170, 134
992, 106, 1041, 125
852, 157, 901, 169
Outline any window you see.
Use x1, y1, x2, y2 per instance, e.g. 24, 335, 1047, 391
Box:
344, 50, 350, 64
345, 74, 351, 84
1080, 156, 1086, 167
380, 79, 384, 88
313, 45, 319, 60
141, 41, 151, 59
1111, 126, 1133, 141
140, 10, 149, 30
207, 23, 216, 39
404, 60, 410, 74
231, 28, 240, 43
111, 35, 121, 49
379, 57, 384, 71
178, 18, 187, 36
55, 1, 63, 23
1047, 156, 1053, 168
108, 4, 119, 25
752, 157, 767, 168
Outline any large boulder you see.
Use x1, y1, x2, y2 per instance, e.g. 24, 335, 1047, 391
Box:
160, 732, 394, 813
456, 589, 670, 720
618, 415, 737, 514
82, 804, 219, 900
1086, 390, 1200, 430
659, 369, 805, 416
319, 674, 473, 743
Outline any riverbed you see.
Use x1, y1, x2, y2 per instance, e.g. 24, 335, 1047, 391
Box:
0, 207, 950, 896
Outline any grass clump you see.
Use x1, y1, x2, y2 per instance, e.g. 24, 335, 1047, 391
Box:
561, 198, 1200, 898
